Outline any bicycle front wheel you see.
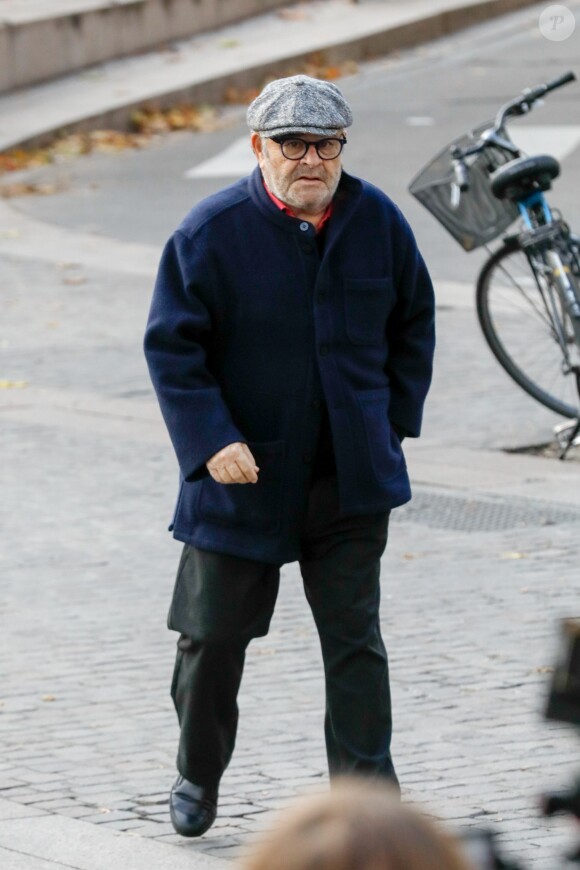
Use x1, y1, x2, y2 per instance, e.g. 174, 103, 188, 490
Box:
476, 241, 580, 418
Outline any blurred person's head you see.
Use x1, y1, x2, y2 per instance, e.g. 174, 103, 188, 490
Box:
240, 777, 474, 870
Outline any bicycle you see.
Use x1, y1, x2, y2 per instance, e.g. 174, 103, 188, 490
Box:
408, 71, 580, 457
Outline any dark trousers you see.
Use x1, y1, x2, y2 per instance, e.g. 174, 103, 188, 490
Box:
168, 475, 396, 791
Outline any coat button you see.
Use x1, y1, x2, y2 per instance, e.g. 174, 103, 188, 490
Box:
319, 344, 329, 356
303, 452, 313, 463
299, 222, 309, 232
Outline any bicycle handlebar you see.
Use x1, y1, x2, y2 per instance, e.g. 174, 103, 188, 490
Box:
450, 70, 577, 193
499, 70, 576, 125
544, 70, 576, 91
527, 70, 576, 102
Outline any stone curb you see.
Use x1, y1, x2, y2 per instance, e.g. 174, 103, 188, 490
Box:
0, 0, 290, 94
0, 812, 230, 870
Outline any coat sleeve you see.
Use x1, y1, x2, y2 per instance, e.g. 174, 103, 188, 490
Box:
386, 216, 435, 438
144, 231, 246, 482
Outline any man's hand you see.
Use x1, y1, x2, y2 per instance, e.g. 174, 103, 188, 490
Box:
206, 442, 260, 484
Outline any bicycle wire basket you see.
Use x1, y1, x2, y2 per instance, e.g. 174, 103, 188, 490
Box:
408, 122, 521, 251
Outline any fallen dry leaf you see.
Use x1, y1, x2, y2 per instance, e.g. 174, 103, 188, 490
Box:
0, 181, 65, 198
501, 552, 527, 560
223, 85, 262, 105
0, 147, 51, 173
0, 380, 28, 389
130, 104, 223, 135
277, 8, 310, 20
302, 55, 358, 81
41, 695, 56, 702
224, 57, 358, 104
62, 275, 87, 286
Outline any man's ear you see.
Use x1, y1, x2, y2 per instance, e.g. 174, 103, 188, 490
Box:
250, 132, 264, 160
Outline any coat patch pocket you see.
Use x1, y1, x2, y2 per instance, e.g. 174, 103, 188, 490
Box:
356, 388, 405, 482
198, 440, 285, 534
344, 277, 393, 345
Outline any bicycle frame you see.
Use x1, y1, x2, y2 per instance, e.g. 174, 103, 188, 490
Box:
516, 190, 553, 230
517, 192, 580, 336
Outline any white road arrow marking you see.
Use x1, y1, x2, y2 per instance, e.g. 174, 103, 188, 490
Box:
185, 136, 255, 178
508, 125, 580, 161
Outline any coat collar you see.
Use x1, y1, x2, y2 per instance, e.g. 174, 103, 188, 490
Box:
248, 165, 363, 247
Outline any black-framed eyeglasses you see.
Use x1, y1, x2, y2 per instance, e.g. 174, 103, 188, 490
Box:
270, 136, 347, 161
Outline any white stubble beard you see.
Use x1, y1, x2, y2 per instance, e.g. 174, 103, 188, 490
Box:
260, 151, 341, 216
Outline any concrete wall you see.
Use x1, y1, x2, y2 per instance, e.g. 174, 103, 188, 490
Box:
0, 0, 291, 93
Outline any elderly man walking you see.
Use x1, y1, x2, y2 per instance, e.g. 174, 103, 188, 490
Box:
144, 74, 435, 837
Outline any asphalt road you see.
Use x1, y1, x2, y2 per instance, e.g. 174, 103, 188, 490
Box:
9, 2, 580, 287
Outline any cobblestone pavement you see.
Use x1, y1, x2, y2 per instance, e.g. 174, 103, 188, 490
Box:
1, 240, 580, 870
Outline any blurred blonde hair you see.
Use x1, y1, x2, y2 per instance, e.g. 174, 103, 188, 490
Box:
241, 777, 474, 870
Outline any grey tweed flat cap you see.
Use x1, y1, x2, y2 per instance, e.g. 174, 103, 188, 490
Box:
247, 74, 353, 137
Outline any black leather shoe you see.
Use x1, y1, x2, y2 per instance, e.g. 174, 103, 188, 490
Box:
169, 775, 218, 837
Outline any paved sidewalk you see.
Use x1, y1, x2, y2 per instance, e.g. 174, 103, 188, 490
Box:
0, 0, 541, 151
0, 807, 226, 870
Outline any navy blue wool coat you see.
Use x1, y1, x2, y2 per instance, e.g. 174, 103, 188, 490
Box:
144, 166, 435, 564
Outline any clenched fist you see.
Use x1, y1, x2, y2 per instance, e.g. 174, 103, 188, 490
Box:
206, 442, 260, 484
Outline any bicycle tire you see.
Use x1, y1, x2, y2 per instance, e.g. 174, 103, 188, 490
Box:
476, 240, 580, 418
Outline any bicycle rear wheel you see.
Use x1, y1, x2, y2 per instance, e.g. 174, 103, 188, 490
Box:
476, 241, 580, 418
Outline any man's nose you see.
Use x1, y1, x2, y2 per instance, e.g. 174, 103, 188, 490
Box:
301, 144, 322, 165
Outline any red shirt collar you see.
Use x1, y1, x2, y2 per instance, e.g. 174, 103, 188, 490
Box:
263, 181, 333, 233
